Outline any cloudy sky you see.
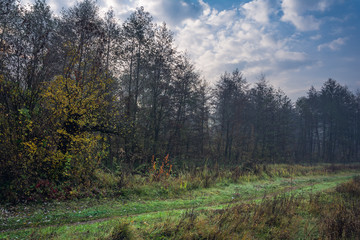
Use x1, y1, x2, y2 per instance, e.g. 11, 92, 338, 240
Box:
23, 0, 360, 100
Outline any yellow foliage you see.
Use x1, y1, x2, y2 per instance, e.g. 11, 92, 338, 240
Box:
40, 71, 113, 184
23, 141, 38, 156
0, 41, 116, 201
43, 74, 111, 127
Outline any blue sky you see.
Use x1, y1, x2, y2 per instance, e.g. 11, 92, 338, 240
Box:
22, 0, 360, 100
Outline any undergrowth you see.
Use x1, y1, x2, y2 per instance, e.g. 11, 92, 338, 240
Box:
112, 162, 359, 201
4, 161, 359, 204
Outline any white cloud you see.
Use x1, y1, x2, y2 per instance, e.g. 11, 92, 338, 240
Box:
242, 0, 271, 24
174, 1, 311, 86
275, 50, 307, 61
98, 0, 204, 27
310, 34, 322, 40
32, 0, 204, 26
98, 0, 135, 19
317, 37, 347, 51
281, 0, 334, 31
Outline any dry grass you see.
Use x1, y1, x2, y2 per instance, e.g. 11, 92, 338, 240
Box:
318, 176, 360, 240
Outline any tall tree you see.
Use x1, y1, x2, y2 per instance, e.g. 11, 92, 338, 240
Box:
165, 55, 200, 158
58, 0, 106, 81
141, 23, 175, 157
121, 7, 154, 121
296, 79, 358, 163
248, 77, 295, 163
213, 69, 248, 163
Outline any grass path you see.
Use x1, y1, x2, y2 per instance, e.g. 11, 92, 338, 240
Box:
1, 171, 359, 239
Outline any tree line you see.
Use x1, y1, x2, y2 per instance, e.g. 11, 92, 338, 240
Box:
1, 0, 359, 201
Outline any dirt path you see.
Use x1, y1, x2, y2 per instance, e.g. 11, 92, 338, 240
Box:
64, 183, 308, 227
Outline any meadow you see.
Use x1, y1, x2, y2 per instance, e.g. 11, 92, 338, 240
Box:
1, 163, 360, 239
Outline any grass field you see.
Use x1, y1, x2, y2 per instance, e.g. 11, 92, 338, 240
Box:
1, 164, 360, 239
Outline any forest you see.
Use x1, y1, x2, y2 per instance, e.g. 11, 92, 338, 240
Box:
2, 0, 360, 239
1, 0, 360, 202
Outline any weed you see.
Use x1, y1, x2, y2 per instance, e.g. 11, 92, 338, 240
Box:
150, 154, 172, 182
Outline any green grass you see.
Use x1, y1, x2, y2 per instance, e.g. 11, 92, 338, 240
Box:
1, 173, 355, 230
1, 167, 359, 239
141, 176, 360, 240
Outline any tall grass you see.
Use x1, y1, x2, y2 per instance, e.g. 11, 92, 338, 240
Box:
93, 163, 359, 201
317, 176, 360, 240
132, 175, 360, 240
2, 166, 359, 240
143, 194, 303, 239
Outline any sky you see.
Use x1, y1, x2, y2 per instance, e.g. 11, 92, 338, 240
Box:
22, 0, 360, 100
